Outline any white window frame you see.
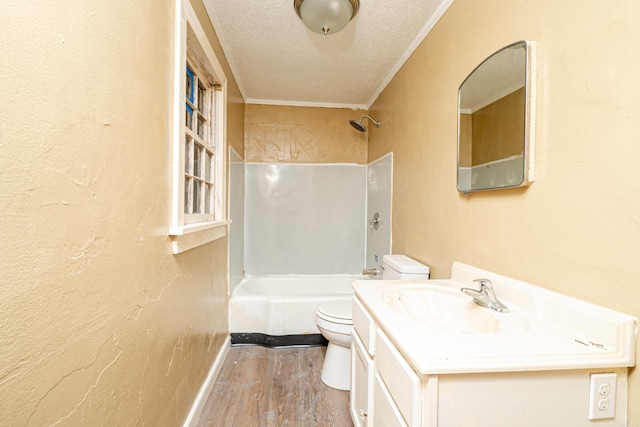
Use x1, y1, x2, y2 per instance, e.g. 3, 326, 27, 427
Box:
170, 0, 229, 254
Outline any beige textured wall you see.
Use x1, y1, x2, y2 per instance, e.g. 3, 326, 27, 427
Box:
245, 104, 367, 163
369, 0, 640, 417
0, 0, 242, 425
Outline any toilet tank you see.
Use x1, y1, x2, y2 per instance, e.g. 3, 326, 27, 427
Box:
382, 255, 430, 280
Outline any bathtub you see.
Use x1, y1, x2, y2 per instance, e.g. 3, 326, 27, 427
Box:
229, 275, 366, 337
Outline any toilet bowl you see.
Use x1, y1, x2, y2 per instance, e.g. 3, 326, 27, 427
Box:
316, 300, 353, 391
315, 255, 430, 391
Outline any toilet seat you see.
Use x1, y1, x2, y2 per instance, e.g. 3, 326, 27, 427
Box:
316, 301, 352, 325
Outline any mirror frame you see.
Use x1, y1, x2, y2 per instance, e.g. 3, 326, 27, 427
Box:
457, 40, 536, 194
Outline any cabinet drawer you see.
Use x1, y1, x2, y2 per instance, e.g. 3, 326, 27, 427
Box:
352, 297, 375, 356
375, 329, 421, 426
374, 373, 408, 427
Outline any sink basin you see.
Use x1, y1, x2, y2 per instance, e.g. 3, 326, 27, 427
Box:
382, 285, 529, 335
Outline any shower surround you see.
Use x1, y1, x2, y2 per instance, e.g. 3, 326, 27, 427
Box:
228, 154, 392, 335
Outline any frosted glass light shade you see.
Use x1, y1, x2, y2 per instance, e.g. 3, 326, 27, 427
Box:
295, 0, 358, 35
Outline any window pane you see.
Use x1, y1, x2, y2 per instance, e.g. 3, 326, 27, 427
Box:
185, 107, 193, 131
193, 180, 200, 213
205, 184, 213, 214
184, 177, 190, 213
186, 66, 195, 102
197, 115, 205, 139
205, 153, 212, 182
185, 138, 191, 173
198, 84, 206, 112
193, 145, 201, 177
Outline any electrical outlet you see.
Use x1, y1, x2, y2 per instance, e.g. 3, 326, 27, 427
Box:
589, 373, 616, 420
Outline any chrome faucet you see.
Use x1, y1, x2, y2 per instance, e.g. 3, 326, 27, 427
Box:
461, 278, 509, 313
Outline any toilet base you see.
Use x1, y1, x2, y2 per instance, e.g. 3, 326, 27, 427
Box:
320, 342, 351, 391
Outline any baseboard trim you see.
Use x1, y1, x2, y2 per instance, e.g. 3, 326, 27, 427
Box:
231, 332, 328, 348
183, 335, 231, 427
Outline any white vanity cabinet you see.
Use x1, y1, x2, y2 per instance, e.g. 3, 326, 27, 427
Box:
351, 293, 632, 427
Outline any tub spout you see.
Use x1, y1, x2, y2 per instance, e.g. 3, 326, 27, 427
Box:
362, 268, 380, 276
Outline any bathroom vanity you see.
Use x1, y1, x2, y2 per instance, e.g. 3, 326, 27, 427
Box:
350, 263, 637, 427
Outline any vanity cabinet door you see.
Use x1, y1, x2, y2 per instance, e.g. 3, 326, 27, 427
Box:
350, 331, 374, 427
373, 373, 408, 427
375, 329, 421, 426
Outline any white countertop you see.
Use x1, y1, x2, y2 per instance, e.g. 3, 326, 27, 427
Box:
352, 263, 637, 375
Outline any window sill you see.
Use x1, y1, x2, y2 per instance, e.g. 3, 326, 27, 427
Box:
169, 220, 230, 254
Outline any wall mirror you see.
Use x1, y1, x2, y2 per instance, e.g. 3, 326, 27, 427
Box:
457, 40, 536, 193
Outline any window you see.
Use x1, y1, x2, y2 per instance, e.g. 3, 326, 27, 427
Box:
184, 61, 216, 222
170, 0, 228, 254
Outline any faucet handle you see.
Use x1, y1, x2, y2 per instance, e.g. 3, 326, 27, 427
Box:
473, 278, 493, 289
473, 278, 498, 300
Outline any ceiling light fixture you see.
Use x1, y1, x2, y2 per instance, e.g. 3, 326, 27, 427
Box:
294, 0, 359, 36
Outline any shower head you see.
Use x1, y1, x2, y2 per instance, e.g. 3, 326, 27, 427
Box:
349, 119, 367, 132
349, 115, 381, 132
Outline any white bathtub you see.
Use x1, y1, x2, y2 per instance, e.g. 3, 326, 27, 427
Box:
229, 275, 365, 336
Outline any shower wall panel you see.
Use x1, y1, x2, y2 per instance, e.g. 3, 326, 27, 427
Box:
245, 163, 366, 275
229, 147, 245, 294
366, 153, 393, 269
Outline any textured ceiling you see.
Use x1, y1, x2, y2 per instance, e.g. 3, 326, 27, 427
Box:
204, 0, 453, 109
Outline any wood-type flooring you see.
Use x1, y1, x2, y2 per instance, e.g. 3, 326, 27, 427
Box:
197, 345, 353, 427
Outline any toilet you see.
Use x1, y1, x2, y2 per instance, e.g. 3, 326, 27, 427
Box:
315, 254, 430, 390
